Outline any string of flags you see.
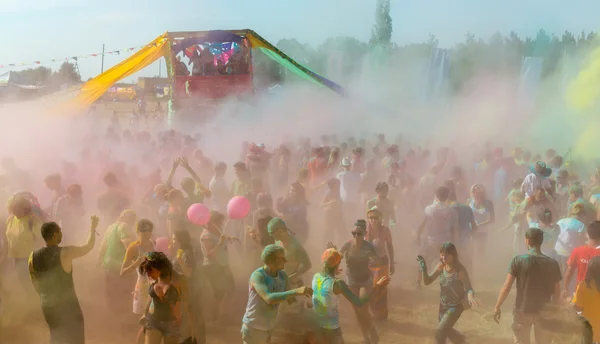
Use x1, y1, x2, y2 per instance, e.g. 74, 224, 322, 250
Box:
0, 42, 160, 69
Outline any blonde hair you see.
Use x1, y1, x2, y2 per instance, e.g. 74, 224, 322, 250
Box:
117, 209, 137, 224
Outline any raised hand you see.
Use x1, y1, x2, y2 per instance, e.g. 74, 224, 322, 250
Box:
90, 215, 100, 233
416, 255, 427, 271
376, 276, 391, 287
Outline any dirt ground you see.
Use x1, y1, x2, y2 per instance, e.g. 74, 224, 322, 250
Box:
2, 233, 583, 344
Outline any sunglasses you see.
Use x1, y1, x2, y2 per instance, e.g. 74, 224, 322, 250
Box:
351, 231, 365, 237
139, 228, 153, 233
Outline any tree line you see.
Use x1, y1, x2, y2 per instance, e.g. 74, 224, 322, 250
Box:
271, 29, 597, 93
8, 62, 82, 88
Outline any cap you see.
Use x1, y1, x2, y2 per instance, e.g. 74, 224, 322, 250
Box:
267, 217, 287, 234
322, 248, 342, 267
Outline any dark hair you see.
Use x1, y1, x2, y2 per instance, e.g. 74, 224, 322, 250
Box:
180, 177, 195, 194
584, 256, 600, 291
290, 182, 307, 203
41, 222, 61, 242
587, 221, 600, 241
103, 172, 119, 188
45, 174, 61, 185
208, 210, 225, 228
327, 178, 340, 190
137, 219, 154, 233
537, 208, 552, 225
435, 186, 450, 202
66, 184, 82, 197
375, 182, 389, 192
233, 162, 247, 171
138, 251, 173, 279
443, 179, 457, 201
257, 215, 275, 247
354, 219, 367, 231
215, 162, 227, 171
257, 193, 273, 209
525, 228, 544, 246
174, 230, 194, 253
439, 242, 464, 270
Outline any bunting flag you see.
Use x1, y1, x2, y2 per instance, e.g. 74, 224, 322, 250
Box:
0, 44, 152, 69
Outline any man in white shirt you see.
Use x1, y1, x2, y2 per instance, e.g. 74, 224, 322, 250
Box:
209, 162, 231, 213
337, 157, 362, 222
521, 161, 552, 198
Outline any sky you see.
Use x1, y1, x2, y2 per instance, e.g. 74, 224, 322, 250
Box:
0, 0, 599, 82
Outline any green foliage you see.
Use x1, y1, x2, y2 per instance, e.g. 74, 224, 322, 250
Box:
52, 62, 82, 84
274, 29, 598, 93
370, 0, 392, 47
10, 66, 52, 85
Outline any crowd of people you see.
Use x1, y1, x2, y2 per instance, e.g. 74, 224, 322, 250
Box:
1, 114, 600, 344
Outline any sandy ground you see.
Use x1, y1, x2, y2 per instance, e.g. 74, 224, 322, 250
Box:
2, 233, 583, 344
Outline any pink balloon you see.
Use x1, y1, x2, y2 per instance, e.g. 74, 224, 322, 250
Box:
227, 196, 251, 219
187, 203, 211, 225
155, 237, 169, 255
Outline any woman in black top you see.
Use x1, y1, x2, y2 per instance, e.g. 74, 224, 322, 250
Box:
418, 243, 478, 344
139, 252, 181, 344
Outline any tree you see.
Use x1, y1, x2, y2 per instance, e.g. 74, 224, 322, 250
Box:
369, 0, 392, 47
12, 66, 52, 85
51, 62, 81, 85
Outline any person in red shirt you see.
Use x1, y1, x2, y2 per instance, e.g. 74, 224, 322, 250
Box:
563, 220, 600, 298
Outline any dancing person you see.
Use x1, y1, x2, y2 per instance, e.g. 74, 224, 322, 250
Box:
365, 206, 395, 321
209, 162, 230, 213
139, 251, 181, 344
52, 184, 85, 245
267, 218, 312, 304
322, 178, 345, 244
563, 221, 600, 343
44, 173, 65, 214
241, 244, 313, 344
417, 242, 478, 344
172, 229, 205, 344
521, 161, 553, 198
97, 172, 130, 224
338, 220, 381, 344
555, 203, 586, 276
277, 182, 309, 245
468, 184, 495, 270
97, 209, 136, 313
366, 182, 396, 230
493, 228, 562, 344
250, 193, 276, 248
312, 247, 391, 344
572, 256, 600, 344
28, 216, 100, 344
444, 179, 477, 271
6, 194, 44, 291
564, 221, 600, 298
416, 186, 458, 287
200, 211, 236, 323
337, 157, 361, 225
121, 219, 156, 344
